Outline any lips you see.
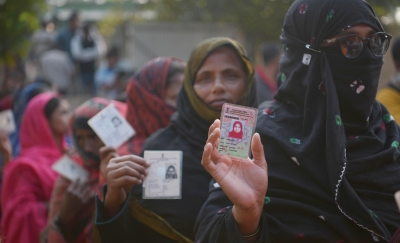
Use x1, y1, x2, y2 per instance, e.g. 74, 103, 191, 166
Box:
209, 99, 230, 109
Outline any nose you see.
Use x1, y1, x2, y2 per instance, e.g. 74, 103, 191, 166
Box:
83, 139, 95, 153
211, 75, 226, 94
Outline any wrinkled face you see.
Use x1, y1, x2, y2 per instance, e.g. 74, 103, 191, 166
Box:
164, 72, 184, 108
193, 46, 247, 110
234, 123, 241, 133
49, 99, 71, 136
74, 128, 104, 158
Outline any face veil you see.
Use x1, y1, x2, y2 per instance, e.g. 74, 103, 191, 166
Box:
256, 0, 400, 241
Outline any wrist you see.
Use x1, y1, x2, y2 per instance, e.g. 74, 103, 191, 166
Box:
104, 190, 126, 219
232, 204, 263, 236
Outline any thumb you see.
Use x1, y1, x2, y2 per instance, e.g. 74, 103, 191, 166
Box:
251, 133, 267, 169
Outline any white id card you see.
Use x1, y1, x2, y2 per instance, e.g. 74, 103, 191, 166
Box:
0, 109, 16, 134
143, 151, 182, 199
52, 155, 89, 182
88, 104, 135, 149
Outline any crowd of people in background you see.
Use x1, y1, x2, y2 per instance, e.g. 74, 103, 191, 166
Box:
1, 0, 400, 242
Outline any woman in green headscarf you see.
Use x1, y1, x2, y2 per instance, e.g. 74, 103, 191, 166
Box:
94, 37, 257, 243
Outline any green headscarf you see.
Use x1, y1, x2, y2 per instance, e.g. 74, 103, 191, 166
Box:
184, 37, 256, 122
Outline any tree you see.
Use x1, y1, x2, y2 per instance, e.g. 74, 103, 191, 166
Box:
0, 0, 46, 66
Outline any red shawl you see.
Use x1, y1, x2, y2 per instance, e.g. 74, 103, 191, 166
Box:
1, 92, 66, 243
126, 57, 179, 155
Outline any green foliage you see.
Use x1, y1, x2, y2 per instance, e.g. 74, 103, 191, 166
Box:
0, 0, 46, 65
140, 0, 399, 47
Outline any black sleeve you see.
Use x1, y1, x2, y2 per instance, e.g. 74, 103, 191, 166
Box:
94, 190, 136, 243
194, 180, 271, 243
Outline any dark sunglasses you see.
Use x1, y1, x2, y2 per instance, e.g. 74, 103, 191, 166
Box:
321, 32, 392, 59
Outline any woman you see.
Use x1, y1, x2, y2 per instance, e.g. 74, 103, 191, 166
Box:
41, 97, 127, 243
126, 57, 185, 155
1, 92, 71, 243
197, 0, 400, 242
94, 37, 257, 242
228, 121, 243, 139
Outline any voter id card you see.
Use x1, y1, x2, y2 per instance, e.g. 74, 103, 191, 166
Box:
0, 109, 16, 134
143, 151, 182, 199
88, 104, 135, 149
52, 155, 89, 182
218, 103, 258, 159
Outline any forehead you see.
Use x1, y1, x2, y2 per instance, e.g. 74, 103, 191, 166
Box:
74, 128, 96, 136
198, 46, 243, 71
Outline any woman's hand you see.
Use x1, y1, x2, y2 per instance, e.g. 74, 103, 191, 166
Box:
99, 146, 119, 180
58, 179, 95, 243
202, 119, 268, 236
104, 154, 150, 218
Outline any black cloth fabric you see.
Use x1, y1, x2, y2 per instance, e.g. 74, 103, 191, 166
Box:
94, 37, 257, 242
79, 38, 96, 73
195, 0, 400, 242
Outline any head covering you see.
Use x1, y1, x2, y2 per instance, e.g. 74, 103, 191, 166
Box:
184, 37, 256, 122
126, 57, 183, 155
1, 92, 65, 243
171, 37, 257, 148
228, 121, 244, 139
9, 81, 51, 157
70, 97, 127, 169
257, 0, 400, 241
20, 92, 66, 151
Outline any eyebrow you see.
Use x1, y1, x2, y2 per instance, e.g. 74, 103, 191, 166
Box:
336, 29, 377, 38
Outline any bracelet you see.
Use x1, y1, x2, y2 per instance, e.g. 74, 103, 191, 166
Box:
243, 226, 260, 238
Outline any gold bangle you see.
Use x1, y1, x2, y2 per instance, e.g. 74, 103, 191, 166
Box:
243, 226, 260, 238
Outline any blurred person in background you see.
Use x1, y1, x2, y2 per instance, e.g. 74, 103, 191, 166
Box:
57, 12, 79, 62
125, 57, 185, 155
38, 43, 75, 95
41, 97, 128, 243
71, 22, 106, 94
255, 42, 281, 105
377, 37, 400, 123
1, 93, 71, 243
30, 19, 57, 62
95, 47, 125, 99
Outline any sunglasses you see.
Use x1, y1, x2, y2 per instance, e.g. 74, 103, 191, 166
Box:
321, 32, 392, 59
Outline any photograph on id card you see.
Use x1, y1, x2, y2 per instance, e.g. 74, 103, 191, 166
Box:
143, 151, 182, 199
218, 103, 258, 159
52, 155, 89, 182
88, 104, 135, 149
0, 109, 16, 134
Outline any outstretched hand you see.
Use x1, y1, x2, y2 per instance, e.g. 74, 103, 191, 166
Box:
201, 119, 268, 236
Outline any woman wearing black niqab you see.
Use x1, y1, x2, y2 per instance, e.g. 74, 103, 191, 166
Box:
196, 0, 400, 242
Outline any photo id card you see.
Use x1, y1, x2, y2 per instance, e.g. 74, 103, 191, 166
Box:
52, 155, 89, 182
218, 103, 258, 159
88, 104, 135, 149
0, 109, 16, 134
143, 151, 182, 199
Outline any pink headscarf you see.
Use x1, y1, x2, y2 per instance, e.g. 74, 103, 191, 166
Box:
1, 92, 66, 243
228, 121, 244, 139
